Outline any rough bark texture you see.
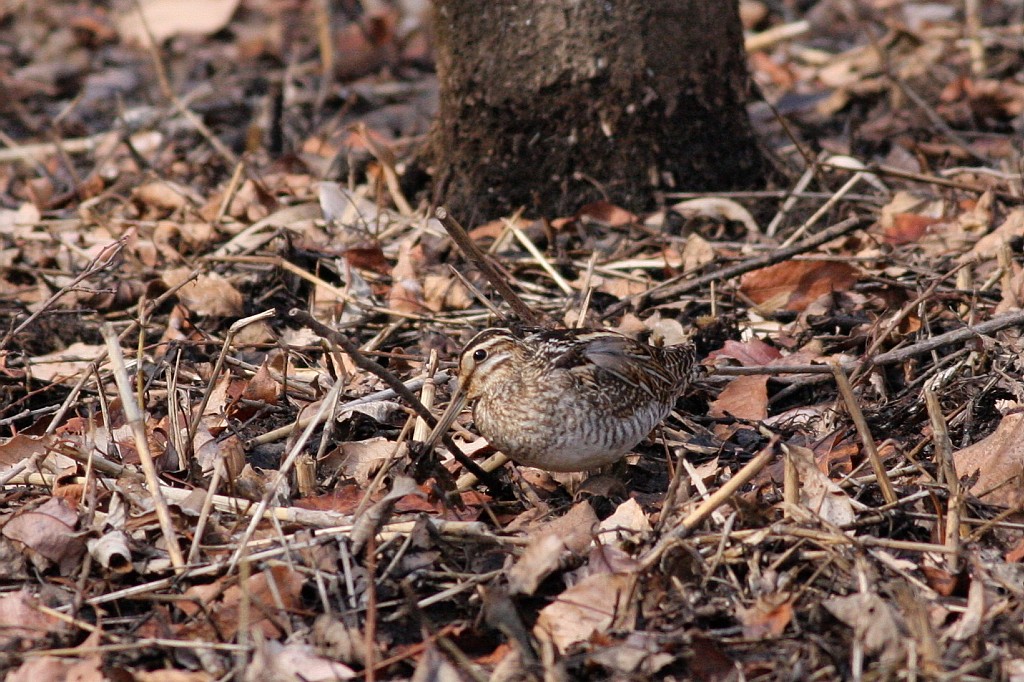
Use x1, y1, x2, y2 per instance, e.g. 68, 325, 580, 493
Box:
427, 0, 766, 223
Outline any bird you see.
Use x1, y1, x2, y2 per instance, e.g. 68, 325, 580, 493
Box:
426, 327, 697, 472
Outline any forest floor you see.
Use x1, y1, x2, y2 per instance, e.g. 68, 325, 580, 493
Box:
3, 1, 1024, 680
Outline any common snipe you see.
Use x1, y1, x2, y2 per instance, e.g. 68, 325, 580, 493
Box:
428, 327, 697, 471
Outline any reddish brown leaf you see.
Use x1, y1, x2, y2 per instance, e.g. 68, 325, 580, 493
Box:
883, 213, 942, 245
740, 260, 860, 312
709, 375, 769, 422
575, 201, 638, 227
921, 566, 963, 597
688, 635, 735, 682
240, 359, 280, 407
344, 246, 391, 275
736, 595, 794, 639
293, 485, 364, 514
0, 433, 57, 469
707, 338, 783, 366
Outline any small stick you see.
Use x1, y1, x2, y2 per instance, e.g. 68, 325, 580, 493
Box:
101, 324, 186, 571
925, 388, 961, 572
455, 453, 510, 491
850, 162, 1022, 203
413, 350, 440, 442
187, 453, 225, 565
830, 361, 898, 505
640, 437, 778, 570
434, 207, 542, 325
869, 308, 1024, 366
781, 172, 867, 246
365, 534, 378, 682
507, 220, 574, 294
783, 443, 800, 514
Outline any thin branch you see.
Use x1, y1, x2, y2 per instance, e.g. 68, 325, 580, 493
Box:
607, 215, 869, 317
434, 206, 543, 325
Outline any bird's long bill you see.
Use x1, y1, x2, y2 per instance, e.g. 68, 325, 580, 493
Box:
422, 386, 468, 452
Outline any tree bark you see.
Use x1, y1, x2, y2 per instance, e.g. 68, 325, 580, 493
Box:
426, 0, 766, 223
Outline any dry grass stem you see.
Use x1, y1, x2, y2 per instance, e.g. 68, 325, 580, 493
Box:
830, 360, 898, 505
101, 323, 186, 570
434, 206, 542, 325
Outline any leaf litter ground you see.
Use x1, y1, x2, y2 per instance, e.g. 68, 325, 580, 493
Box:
2, 1, 1024, 680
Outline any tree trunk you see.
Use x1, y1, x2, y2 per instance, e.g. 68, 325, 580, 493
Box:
426, 0, 766, 224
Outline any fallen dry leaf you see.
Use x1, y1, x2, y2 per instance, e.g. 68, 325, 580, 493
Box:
0, 433, 57, 469
131, 180, 196, 212
596, 498, 651, 547
319, 436, 396, 486
823, 591, 900, 657
740, 260, 860, 312
709, 375, 769, 422
678, 233, 715, 272
574, 200, 638, 228
162, 268, 244, 317
533, 571, 637, 653
423, 272, 473, 312
116, 0, 241, 46
247, 638, 356, 681
883, 212, 943, 245
1, 497, 86, 574
0, 589, 69, 649
960, 207, 1024, 263
736, 594, 795, 639
707, 338, 783, 366
953, 410, 1024, 508
671, 197, 760, 234
508, 501, 598, 596
26, 342, 105, 384
785, 443, 856, 526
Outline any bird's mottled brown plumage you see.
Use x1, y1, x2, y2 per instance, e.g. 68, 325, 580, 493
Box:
431, 327, 697, 471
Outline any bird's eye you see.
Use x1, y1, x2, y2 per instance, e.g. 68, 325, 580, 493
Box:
472, 348, 488, 362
